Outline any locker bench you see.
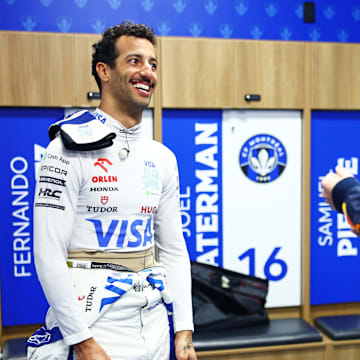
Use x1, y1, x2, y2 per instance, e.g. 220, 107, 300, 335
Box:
3, 319, 323, 360
314, 314, 360, 340
314, 315, 360, 360
3, 337, 27, 360
194, 318, 324, 360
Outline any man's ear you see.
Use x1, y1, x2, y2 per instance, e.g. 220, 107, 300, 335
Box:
96, 62, 111, 84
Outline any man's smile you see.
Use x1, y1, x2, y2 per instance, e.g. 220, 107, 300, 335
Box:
131, 80, 153, 97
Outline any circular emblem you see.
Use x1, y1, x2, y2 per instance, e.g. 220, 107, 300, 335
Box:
239, 134, 287, 183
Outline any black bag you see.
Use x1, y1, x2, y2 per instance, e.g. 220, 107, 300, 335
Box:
191, 261, 269, 332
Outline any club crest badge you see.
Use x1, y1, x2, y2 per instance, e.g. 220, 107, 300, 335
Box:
239, 134, 287, 183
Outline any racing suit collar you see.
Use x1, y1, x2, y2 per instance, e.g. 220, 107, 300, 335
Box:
93, 108, 142, 139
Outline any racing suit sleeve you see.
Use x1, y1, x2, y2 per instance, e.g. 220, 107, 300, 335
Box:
33, 138, 92, 345
154, 149, 194, 333
332, 177, 360, 235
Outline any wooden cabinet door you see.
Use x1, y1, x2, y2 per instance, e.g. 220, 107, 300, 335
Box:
235, 41, 305, 109
74, 34, 101, 107
160, 37, 305, 109
0, 31, 76, 106
160, 37, 237, 108
312, 43, 360, 109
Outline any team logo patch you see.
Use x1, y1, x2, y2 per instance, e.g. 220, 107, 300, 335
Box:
239, 134, 287, 183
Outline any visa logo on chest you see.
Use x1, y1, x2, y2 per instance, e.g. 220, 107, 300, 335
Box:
86, 218, 153, 248
144, 160, 155, 168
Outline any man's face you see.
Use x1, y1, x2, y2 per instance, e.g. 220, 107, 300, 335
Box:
108, 35, 157, 109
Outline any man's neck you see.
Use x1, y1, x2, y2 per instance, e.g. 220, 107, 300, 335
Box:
98, 98, 143, 129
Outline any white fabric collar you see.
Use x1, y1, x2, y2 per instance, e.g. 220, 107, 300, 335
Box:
94, 109, 142, 140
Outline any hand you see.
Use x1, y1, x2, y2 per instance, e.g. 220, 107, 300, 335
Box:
174, 330, 197, 360
73, 337, 111, 360
321, 166, 354, 210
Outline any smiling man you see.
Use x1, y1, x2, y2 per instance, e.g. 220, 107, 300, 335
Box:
28, 21, 196, 360
93, 25, 158, 127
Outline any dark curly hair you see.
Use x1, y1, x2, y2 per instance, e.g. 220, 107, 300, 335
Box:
92, 20, 156, 92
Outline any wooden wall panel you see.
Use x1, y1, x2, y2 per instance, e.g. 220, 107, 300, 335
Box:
235, 41, 305, 109
160, 37, 305, 109
302, 42, 312, 322
74, 34, 101, 107
160, 37, 236, 108
312, 43, 360, 109
0, 32, 76, 106
331, 341, 360, 360
1, 324, 40, 347
0, 31, 157, 108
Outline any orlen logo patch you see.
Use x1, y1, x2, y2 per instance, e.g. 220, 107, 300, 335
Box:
91, 175, 117, 183
94, 158, 112, 173
239, 134, 287, 183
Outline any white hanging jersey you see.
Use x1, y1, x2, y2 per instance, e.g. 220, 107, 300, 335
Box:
33, 109, 193, 345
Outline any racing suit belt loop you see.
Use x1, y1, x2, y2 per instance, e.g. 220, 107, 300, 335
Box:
67, 248, 156, 272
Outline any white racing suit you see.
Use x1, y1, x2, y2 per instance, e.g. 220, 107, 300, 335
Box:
27, 267, 175, 360
27, 109, 193, 359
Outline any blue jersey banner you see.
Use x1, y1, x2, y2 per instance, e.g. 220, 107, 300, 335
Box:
162, 110, 223, 267
0, 107, 64, 325
0, 0, 360, 43
311, 110, 360, 305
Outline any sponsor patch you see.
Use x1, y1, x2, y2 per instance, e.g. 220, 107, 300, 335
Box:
40, 165, 67, 176
91, 176, 117, 183
86, 206, 117, 213
43, 152, 70, 165
94, 158, 112, 173
38, 188, 62, 200
89, 187, 119, 192
39, 176, 66, 187
34, 203, 65, 210
141, 205, 157, 214
144, 160, 155, 168
101, 196, 109, 205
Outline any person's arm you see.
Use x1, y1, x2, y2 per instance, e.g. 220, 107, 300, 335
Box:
34, 139, 109, 359
153, 148, 196, 360
322, 165, 360, 234
174, 330, 196, 360
73, 338, 110, 360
